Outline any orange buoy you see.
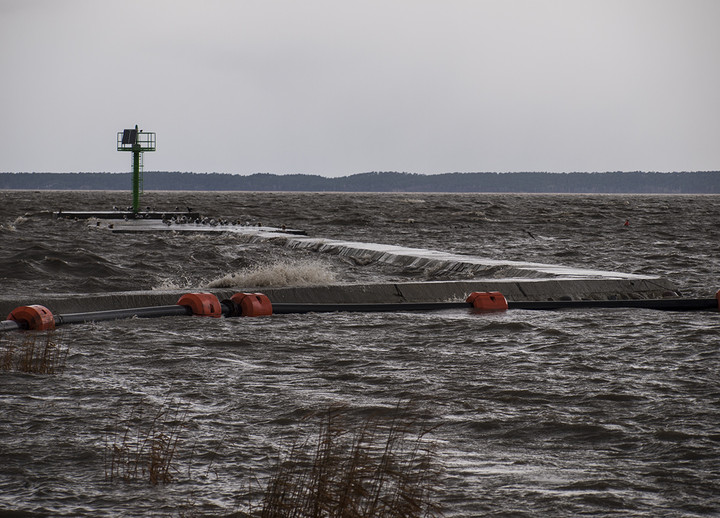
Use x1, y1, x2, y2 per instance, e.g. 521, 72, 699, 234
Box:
466, 291, 508, 312
624, 220, 630, 226
7, 305, 56, 330
230, 292, 273, 317
176, 293, 222, 317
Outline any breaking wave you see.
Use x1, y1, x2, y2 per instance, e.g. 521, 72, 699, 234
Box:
152, 276, 196, 291
0, 216, 27, 232
205, 259, 337, 288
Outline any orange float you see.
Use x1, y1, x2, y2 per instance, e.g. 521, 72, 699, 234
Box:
7, 305, 56, 330
176, 293, 222, 317
230, 292, 273, 317
466, 291, 508, 312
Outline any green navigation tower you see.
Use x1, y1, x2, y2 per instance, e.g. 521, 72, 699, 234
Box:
117, 125, 156, 213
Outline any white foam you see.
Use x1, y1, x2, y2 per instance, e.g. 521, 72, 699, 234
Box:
151, 276, 195, 291
109, 220, 660, 281
205, 259, 337, 289
1, 216, 27, 232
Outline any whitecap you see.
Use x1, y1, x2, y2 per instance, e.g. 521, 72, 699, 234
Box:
204, 259, 337, 288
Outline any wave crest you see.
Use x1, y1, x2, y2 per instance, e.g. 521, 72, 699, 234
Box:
0, 216, 27, 232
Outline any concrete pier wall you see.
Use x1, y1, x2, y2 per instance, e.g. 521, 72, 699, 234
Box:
110, 219, 662, 281
0, 277, 678, 316
0, 220, 679, 317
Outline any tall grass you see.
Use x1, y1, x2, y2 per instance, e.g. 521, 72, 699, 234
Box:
102, 399, 443, 516
105, 398, 189, 485
259, 404, 442, 517
0, 330, 68, 374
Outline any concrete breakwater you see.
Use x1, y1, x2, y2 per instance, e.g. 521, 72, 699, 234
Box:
0, 219, 678, 316
0, 277, 678, 317
109, 219, 665, 281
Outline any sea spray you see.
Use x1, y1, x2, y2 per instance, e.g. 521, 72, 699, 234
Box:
0, 215, 27, 232
205, 259, 337, 288
152, 277, 196, 291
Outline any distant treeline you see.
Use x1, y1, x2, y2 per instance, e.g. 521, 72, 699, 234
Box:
1, 171, 719, 193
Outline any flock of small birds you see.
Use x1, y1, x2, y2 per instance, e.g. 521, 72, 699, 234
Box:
161, 215, 251, 227
106, 205, 290, 231
112, 205, 195, 213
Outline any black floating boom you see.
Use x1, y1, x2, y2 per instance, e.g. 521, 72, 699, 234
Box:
508, 298, 719, 311
1, 291, 718, 333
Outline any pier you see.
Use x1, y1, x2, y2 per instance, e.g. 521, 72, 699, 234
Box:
0, 215, 685, 317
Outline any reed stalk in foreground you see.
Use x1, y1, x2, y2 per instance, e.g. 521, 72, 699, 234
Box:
0, 330, 68, 374
105, 398, 189, 485
259, 404, 443, 518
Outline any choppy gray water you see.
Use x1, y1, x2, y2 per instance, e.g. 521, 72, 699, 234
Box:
1, 191, 719, 516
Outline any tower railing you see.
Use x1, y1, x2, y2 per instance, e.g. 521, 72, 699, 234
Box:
117, 130, 156, 151
117, 125, 156, 212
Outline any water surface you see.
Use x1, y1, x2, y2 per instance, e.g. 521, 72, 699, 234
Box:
0, 191, 718, 516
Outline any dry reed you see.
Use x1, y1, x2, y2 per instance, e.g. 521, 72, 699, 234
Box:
0, 330, 68, 374
105, 398, 189, 485
259, 403, 443, 518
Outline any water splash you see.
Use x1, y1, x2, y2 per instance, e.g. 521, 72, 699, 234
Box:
152, 277, 196, 291
0, 216, 27, 232
205, 259, 337, 288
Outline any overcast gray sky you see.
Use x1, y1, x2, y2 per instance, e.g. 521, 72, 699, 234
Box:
1, 0, 718, 176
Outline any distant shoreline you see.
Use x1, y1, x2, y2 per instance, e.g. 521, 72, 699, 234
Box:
1, 170, 719, 194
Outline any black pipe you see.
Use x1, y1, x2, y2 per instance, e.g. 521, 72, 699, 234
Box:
1, 320, 23, 332
1, 296, 716, 334
55, 304, 195, 325
508, 298, 718, 312
271, 302, 472, 314
1, 302, 236, 333
272, 298, 718, 315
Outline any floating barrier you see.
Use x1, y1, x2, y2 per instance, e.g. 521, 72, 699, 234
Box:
467, 291, 509, 311
1, 292, 277, 332
2, 291, 718, 333
2, 304, 195, 332
270, 301, 471, 314
177, 293, 223, 318
227, 293, 273, 317
508, 298, 720, 311
5, 305, 56, 331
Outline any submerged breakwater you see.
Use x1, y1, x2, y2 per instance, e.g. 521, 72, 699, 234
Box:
0, 190, 719, 516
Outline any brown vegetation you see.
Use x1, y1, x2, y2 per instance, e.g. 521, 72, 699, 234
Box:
104, 399, 189, 485
259, 404, 442, 518
102, 397, 443, 516
0, 330, 68, 374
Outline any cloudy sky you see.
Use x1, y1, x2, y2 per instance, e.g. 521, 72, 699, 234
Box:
1, 0, 718, 176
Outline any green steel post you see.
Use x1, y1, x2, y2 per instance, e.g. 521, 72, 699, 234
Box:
132, 148, 141, 213
118, 124, 153, 213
